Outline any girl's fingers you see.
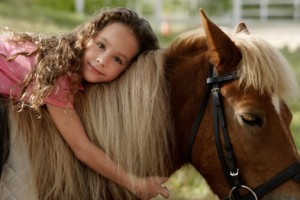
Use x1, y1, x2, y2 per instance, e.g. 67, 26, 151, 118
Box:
159, 186, 169, 198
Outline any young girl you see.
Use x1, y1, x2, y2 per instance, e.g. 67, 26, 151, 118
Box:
0, 7, 169, 199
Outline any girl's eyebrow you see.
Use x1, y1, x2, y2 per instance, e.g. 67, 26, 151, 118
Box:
101, 37, 129, 63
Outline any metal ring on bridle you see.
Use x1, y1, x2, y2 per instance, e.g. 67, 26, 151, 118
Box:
229, 185, 258, 200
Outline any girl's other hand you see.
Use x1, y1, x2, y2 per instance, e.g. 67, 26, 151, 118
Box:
132, 176, 169, 200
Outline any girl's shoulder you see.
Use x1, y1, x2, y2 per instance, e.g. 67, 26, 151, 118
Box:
0, 33, 38, 57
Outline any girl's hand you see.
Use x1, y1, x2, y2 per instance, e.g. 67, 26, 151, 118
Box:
131, 176, 169, 200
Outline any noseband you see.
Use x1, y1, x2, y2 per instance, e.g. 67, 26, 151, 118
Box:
187, 64, 300, 200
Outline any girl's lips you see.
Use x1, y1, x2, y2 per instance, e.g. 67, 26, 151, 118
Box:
88, 63, 104, 75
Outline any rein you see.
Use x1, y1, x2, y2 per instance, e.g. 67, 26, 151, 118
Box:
187, 64, 300, 200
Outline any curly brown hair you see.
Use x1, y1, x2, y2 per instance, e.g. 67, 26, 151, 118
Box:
7, 7, 159, 111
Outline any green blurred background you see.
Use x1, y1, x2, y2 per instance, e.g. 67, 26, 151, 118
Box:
1, 0, 299, 199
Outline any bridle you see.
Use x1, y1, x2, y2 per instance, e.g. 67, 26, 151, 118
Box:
187, 64, 300, 200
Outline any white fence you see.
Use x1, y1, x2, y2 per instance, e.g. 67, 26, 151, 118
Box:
233, 0, 300, 24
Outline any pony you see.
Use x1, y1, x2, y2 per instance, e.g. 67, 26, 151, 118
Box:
1, 10, 300, 200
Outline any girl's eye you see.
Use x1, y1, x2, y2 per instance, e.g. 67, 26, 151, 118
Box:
98, 43, 105, 49
114, 57, 122, 64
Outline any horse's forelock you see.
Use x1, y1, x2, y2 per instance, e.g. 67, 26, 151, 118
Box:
232, 32, 299, 100
169, 28, 298, 100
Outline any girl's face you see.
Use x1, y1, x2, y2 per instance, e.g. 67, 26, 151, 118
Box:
82, 23, 139, 83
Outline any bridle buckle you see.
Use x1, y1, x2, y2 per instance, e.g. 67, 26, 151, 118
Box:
229, 185, 258, 200
230, 168, 239, 177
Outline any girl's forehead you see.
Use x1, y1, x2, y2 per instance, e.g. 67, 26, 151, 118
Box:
93, 23, 136, 44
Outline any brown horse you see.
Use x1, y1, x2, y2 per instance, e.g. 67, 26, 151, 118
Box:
1, 10, 300, 200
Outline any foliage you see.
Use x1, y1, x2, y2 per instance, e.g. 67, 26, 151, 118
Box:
3, 0, 233, 17
194, 0, 232, 15
85, 0, 129, 15
33, 0, 74, 12
160, 0, 231, 16
281, 47, 300, 150
140, 1, 155, 16
27, 0, 140, 14
0, 1, 84, 33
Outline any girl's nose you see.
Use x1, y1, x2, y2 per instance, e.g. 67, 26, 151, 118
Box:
96, 58, 104, 65
96, 55, 108, 67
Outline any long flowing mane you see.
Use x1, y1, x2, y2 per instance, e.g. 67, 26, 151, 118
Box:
8, 50, 174, 200
76, 49, 175, 179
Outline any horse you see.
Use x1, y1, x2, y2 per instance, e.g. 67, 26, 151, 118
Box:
1, 10, 300, 200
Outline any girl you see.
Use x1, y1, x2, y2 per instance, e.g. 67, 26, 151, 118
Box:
0, 7, 169, 199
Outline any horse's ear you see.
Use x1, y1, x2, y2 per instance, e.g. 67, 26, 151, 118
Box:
199, 9, 241, 73
234, 23, 250, 34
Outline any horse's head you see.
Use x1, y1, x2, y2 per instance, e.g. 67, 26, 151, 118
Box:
166, 10, 300, 199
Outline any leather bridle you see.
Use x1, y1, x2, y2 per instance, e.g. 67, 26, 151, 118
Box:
187, 64, 300, 200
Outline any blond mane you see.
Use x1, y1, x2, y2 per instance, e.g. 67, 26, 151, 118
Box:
77, 49, 174, 180
9, 49, 174, 200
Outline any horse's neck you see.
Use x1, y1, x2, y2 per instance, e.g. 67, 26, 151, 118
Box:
167, 57, 208, 166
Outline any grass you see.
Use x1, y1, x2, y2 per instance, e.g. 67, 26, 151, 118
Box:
0, 1, 84, 33
282, 48, 300, 150
1, 2, 299, 199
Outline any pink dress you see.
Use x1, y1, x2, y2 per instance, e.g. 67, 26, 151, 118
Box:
0, 37, 81, 108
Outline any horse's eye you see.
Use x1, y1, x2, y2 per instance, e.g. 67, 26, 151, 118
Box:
240, 114, 263, 127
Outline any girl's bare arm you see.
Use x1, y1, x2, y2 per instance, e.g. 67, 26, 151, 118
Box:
46, 103, 169, 199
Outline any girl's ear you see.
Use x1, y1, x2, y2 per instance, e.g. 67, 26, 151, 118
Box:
199, 9, 242, 74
